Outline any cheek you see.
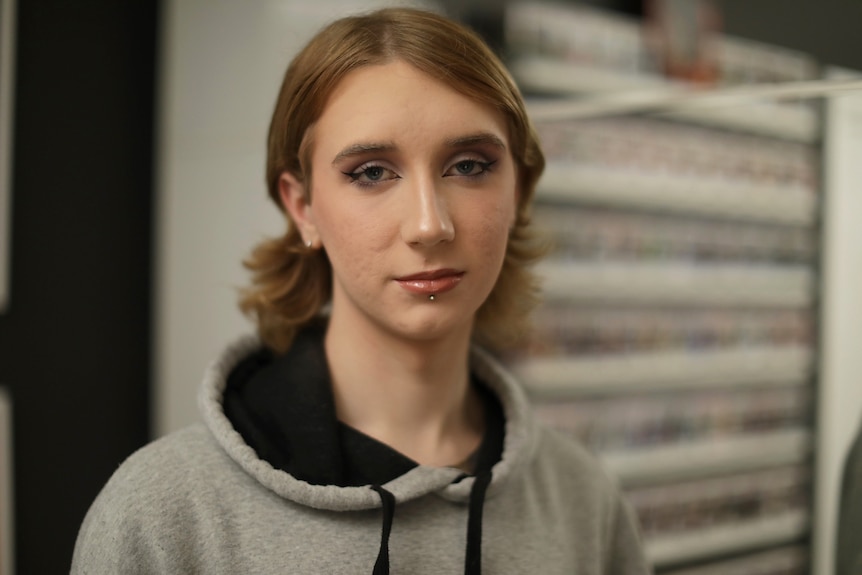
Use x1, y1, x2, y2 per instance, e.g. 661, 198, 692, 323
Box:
466, 197, 515, 262
313, 200, 392, 270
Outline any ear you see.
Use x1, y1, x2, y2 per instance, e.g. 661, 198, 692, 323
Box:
279, 172, 319, 247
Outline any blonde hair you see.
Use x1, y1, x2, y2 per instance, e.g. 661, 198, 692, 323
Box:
241, 7, 547, 353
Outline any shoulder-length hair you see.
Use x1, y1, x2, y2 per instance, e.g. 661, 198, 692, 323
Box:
241, 7, 547, 353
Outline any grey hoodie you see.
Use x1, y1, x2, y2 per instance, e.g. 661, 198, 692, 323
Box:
72, 334, 651, 574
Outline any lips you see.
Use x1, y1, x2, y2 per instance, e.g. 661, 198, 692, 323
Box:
395, 269, 464, 296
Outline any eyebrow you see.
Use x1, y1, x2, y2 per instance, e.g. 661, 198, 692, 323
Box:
445, 132, 507, 151
331, 132, 508, 166
331, 141, 397, 166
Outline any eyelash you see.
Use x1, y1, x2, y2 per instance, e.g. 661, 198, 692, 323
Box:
342, 158, 497, 188
447, 159, 497, 178
342, 164, 398, 188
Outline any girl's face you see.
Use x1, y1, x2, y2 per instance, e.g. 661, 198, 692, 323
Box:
282, 60, 518, 345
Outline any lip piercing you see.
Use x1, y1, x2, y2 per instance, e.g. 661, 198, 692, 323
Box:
428, 295, 435, 301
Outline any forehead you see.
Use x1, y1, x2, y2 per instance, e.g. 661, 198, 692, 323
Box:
311, 60, 510, 157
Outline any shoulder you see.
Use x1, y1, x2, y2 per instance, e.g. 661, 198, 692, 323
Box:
533, 423, 617, 492
102, 424, 232, 496
81, 423, 246, 519
528, 424, 651, 572
72, 424, 242, 573
527, 424, 635, 529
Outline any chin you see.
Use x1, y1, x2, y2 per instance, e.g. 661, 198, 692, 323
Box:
388, 311, 474, 346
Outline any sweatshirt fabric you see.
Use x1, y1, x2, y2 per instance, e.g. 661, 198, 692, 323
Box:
72, 330, 651, 574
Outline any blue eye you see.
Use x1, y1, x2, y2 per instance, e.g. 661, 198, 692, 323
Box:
456, 161, 478, 175
446, 159, 496, 177
364, 166, 385, 180
343, 164, 399, 186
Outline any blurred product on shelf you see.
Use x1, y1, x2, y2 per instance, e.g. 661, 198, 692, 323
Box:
537, 118, 818, 199
533, 386, 811, 453
628, 465, 810, 538
645, 0, 721, 84
534, 205, 816, 264
520, 306, 813, 358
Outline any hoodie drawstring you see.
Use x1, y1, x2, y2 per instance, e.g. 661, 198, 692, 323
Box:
371, 485, 396, 575
464, 470, 491, 575
371, 471, 491, 575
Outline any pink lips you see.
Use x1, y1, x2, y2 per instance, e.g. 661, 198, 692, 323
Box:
395, 269, 464, 296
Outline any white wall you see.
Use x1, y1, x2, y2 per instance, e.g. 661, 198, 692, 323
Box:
814, 68, 862, 575
154, 0, 437, 436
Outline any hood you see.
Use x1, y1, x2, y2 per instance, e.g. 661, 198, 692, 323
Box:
198, 332, 539, 513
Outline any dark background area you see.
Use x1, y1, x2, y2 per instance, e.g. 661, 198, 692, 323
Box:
715, 0, 862, 73
0, 0, 860, 572
0, 1, 157, 573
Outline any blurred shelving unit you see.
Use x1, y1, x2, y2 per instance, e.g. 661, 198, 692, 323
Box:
503, 2, 821, 572
660, 545, 809, 575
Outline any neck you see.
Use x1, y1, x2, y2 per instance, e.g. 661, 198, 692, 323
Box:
323, 310, 484, 469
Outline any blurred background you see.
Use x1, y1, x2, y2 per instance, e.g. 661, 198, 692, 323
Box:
0, 0, 861, 573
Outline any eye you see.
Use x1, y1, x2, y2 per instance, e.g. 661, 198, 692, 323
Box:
343, 164, 399, 186
445, 159, 496, 177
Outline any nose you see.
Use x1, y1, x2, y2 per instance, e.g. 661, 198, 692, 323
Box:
401, 175, 455, 247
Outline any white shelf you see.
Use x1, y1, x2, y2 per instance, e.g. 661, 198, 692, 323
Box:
512, 56, 819, 142
645, 510, 809, 568
512, 345, 813, 397
601, 428, 811, 487
661, 545, 807, 575
536, 260, 814, 308
537, 163, 817, 226
668, 104, 818, 144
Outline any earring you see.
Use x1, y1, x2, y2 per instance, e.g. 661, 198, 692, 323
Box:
305, 239, 312, 248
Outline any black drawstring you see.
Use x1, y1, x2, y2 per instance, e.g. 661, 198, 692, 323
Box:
464, 470, 492, 575
371, 485, 396, 575
371, 472, 491, 575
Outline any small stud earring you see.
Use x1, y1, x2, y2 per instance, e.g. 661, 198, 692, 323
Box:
305, 240, 312, 248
